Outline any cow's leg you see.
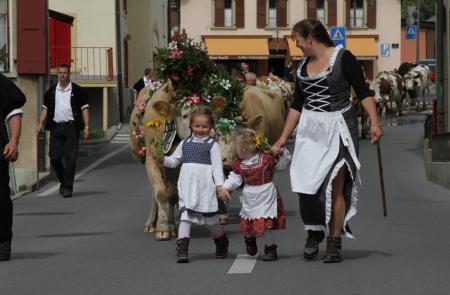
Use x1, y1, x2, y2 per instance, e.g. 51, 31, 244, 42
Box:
154, 200, 171, 241
144, 193, 158, 233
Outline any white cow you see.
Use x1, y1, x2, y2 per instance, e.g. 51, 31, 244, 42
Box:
372, 71, 405, 117
403, 64, 431, 110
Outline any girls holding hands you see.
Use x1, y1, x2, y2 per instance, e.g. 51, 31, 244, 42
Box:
219, 129, 286, 261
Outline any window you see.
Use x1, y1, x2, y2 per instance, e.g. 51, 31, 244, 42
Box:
316, 0, 325, 25
224, 0, 232, 27
349, 0, 364, 28
0, 0, 8, 72
268, 0, 278, 28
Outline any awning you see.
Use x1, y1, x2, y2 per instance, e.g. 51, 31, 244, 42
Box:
286, 37, 303, 60
347, 37, 378, 60
203, 36, 269, 60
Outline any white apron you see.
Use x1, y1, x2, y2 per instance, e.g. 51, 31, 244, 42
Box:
290, 104, 360, 194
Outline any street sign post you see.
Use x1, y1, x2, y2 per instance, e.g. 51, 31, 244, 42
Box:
330, 26, 346, 48
406, 25, 417, 40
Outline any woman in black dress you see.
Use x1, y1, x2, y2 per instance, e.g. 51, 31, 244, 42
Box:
272, 19, 382, 263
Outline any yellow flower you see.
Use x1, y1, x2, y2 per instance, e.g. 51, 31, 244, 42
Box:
146, 117, 164, 128
255, 134, 262, 149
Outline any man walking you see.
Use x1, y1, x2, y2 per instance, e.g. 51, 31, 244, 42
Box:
0, 73, 26, 261
133, 67, 153, 101
36, 64, 89, 198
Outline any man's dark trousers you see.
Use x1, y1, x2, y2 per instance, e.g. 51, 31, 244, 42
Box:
0, 159, 12, 243
49, 123, 79, 191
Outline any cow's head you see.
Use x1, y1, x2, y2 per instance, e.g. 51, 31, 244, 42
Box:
404, 70, 422, 90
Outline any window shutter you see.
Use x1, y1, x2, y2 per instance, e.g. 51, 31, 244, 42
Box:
215, 0, 225, 27
276, 0, 287, 27
367, 0, 376, 28
306, 0, 316, 19
257, 0, 266, 28
17, 0, 47, 74
327, 0, 337, 26
345, 0, 350, 28
236, 0, 245, 28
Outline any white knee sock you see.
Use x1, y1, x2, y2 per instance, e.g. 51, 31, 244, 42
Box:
178, 221, 192, 239
263, 230, 275, 246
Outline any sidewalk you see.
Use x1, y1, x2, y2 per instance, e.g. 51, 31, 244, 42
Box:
11, 124, 127, 200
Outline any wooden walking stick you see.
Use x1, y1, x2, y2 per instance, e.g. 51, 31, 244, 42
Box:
376, 141, 387, 218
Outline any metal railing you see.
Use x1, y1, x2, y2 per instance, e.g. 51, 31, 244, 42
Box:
50, 46, 114, 81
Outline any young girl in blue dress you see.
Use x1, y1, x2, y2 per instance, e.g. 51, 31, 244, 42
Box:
152, 107, 228, 263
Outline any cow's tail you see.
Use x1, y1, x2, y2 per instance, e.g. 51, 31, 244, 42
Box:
144, 154, 169, 202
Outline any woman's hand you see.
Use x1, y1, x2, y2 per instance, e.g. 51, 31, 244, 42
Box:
370, 125, 383, 144
270, 138, 287, 156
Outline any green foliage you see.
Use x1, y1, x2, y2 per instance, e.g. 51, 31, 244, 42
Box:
401, 0, 435, 22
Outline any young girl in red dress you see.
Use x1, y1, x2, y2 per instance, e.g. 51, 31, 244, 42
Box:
219, 129, 286, 261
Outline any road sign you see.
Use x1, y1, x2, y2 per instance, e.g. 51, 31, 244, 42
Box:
380, 43, 391, 57
406, 25, 417, 40
330, 26, 346, 48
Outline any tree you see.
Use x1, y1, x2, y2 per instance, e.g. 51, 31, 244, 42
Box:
401, 0, 435, 22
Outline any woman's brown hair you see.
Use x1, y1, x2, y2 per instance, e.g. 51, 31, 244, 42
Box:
292, 19, 334, 47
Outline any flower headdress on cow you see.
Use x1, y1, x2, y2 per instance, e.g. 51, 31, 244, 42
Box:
154, 33, 244, 131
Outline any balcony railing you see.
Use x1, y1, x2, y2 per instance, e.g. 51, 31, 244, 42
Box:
50, 46, 114, 82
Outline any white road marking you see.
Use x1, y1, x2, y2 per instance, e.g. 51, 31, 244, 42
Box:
37, 145, 129, 197
227, 254, 258, 274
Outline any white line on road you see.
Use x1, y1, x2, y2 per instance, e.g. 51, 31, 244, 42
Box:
227, 254, 258, 274
37, 145, 129, 197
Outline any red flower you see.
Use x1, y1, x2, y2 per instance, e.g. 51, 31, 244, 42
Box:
191, 94, 200, 105
185, 65, 194, 77
169, 49, 183, 60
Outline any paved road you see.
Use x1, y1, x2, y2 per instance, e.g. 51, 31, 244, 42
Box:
1, 113, 449, 295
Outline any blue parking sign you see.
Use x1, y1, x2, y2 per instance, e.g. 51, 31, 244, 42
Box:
330, 26, 346, 48
406, 25, 417, 40
380, 43, 391, 57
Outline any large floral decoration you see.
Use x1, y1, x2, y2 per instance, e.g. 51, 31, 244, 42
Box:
154, 33, 244, 131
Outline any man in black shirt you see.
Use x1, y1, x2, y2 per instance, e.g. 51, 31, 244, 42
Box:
0, 73, 26, 261
36, 64, 90, 198
133, 68, 153, 101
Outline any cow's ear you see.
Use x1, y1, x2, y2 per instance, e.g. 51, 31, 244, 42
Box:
416, 71, 423, 78
211, 96, 227, 115
243, 114, 263, 131
166, 79, 175, 97
153, 101, 175, 117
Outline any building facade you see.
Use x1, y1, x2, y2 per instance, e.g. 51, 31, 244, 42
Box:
180, 0, 401, 79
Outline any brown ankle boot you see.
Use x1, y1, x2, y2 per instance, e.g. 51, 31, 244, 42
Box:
323, 236, 342, 263
176, 238, 190, 263
214, 234, 229, 259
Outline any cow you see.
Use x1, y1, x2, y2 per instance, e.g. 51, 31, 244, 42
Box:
372, 71, 405, 117
129, 81, 286, 240
256, 75, 294, 107
403, 64, 432, 111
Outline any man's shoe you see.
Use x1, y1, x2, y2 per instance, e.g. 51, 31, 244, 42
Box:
0, 241, 11, 261
323, 236, 343, 263
62, 188, 72, 198
244, 237, 257, 256
304, 230, 325, 260
59, 184, 64, 195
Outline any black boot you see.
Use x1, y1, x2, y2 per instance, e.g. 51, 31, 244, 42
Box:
323, 236, 343, 263
304, 230, 325, 260
260, 244, 278, 261
176, 238, 190, 263
0, 240, 11, 261
214, 234, 229, 259
244, 237, 257, 256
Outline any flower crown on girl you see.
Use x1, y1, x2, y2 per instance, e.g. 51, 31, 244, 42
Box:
236, 129, 271, 152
